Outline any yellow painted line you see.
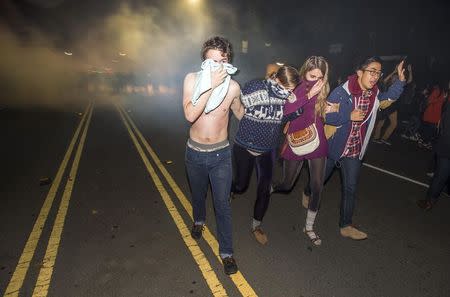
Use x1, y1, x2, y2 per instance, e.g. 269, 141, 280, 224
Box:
116, 105, 228, 297
120, 105, 258, 297
32, 105, 94, 297
3, 104, 92, 297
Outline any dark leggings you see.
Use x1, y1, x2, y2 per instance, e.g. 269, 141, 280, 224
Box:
273, 157, 326, 211
232, 144, 275, 221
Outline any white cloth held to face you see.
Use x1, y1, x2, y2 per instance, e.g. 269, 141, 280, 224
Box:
191, 58, 238, 113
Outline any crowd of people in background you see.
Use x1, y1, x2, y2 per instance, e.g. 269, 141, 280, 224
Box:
371, 64, 449, 151
182, 36, 449, 275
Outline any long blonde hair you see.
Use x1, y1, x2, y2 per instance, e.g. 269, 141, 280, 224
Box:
298, 56, 330, 118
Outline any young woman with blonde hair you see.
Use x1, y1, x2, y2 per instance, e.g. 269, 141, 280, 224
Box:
271, 56, 332, 246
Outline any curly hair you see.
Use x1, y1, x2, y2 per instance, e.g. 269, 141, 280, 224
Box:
201, 36, 233, 62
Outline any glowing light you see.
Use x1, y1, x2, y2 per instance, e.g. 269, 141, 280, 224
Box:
119, 52, 127, 56
187, 0, 200, 5
64, 51, 73, 56
242, 40, 248, 54
276, 62, 284, 66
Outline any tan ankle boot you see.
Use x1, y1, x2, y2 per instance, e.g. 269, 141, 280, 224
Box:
252, 226, 268, 245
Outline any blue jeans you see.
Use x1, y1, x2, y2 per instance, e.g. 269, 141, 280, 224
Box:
324, 157, 362, 228
427, 156, 450, 203
185, 145, 233, 257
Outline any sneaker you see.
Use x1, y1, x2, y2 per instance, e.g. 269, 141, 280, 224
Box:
302, 192, 310, 209
380, 139, 391, 146
222, 256, 238, 275
191, 223, 204, 240
417, 199, 433, 210
400, 133, 409, 139
340, 226, 368, 240
252, 226, 268, 245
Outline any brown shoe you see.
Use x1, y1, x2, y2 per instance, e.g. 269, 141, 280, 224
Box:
340, 226, 367, 240
302, 192, 309, 209
417, 199, 433, 210
252, 226, 268, 245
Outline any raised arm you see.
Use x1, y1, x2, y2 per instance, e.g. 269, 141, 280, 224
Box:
378, 61, 406, 101
182, 66, 228, 123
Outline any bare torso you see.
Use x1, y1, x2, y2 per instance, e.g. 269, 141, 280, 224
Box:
183, 72, 241, 144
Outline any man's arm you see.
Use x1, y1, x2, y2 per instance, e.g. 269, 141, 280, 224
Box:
378, 79, 406, 101
379, 61, 406, 101
230, 90, 244, 120
183, 66, 227, 123
183, 73, 212, 123
325, 88, 352, 126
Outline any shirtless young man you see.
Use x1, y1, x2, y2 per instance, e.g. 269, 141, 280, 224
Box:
182, 36, 244, 275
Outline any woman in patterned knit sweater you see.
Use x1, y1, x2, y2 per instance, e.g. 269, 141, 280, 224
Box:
272, 56, 331, 246
232, 65, 301, 245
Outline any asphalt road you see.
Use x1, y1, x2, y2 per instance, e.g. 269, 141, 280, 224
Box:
1, 93, 449, 297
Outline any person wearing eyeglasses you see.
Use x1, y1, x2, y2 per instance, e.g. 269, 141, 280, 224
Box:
232, 65, 301, 245
313, 56, 406, 240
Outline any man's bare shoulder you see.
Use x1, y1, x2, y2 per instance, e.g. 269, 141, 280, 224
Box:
184, 72, 197, 83
228, 79, 241, 97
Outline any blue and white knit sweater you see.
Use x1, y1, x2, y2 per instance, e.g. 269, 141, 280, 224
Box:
235, 79, 288, 153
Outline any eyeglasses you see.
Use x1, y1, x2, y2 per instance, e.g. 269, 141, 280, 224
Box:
363, 69, 383, 78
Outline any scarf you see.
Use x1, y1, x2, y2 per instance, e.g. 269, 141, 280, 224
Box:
266, 78, 292, 100
347, 74, 378, 118
342, 74, 378, 158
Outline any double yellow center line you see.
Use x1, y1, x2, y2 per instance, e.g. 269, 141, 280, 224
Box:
3, 102, 257, 297
116, 104, 257, 297
3, 103, 94, 297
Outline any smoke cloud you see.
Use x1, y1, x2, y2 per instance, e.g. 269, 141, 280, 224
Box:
0, 0, 218, 108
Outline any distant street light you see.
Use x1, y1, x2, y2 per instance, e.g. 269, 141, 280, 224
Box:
187, 0, 200, 5
119, 52, 126, 56
64, 51, 73, 56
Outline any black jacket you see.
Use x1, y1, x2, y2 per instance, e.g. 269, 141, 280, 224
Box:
436, 99, 450, 158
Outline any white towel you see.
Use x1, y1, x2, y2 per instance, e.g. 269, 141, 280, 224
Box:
191, 59, 238, 113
